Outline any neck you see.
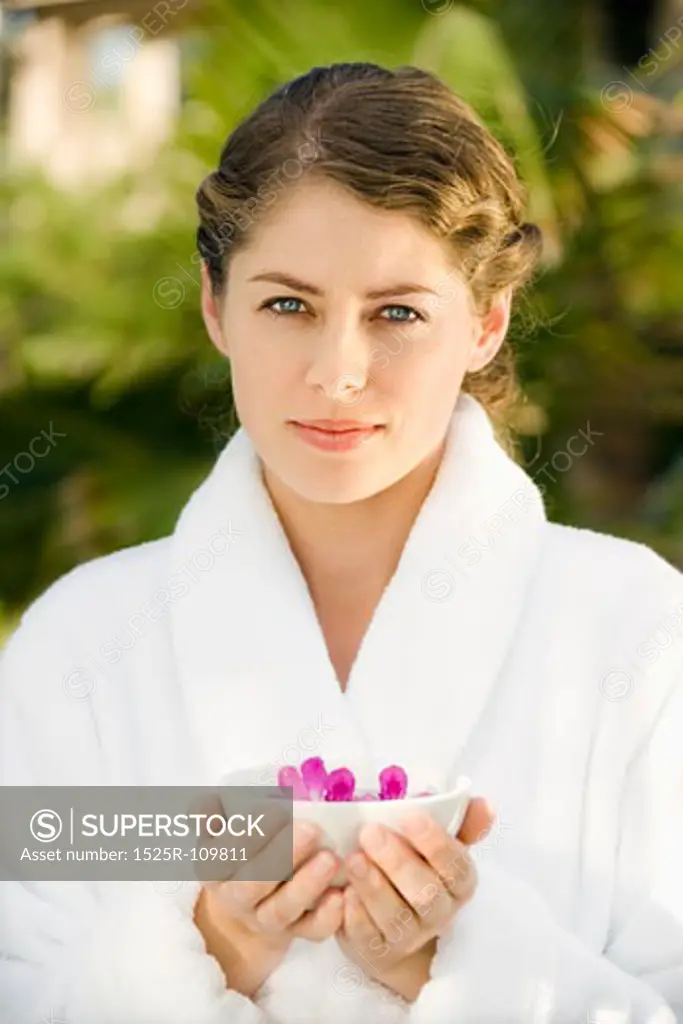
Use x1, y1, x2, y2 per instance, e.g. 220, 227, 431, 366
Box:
262, 441, 446, 603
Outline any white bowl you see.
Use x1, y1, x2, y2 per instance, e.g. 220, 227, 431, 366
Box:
218, 763, 471, 887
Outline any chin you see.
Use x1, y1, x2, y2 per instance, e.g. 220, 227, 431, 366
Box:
281, 467, 388, 505
265, 445, 398, 504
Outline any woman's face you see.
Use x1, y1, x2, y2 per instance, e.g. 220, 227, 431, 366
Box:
201, 176, 510, 504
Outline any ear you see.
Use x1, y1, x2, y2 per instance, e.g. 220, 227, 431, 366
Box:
200, 260, 230, 358
467, 287, 512, 373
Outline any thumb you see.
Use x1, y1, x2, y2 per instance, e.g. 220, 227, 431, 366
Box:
456, 797, 495, 846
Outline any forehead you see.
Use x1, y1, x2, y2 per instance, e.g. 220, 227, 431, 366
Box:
231, 177, 456, 288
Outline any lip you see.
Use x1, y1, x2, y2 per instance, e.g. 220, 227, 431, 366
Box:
292, 419, 382, 431
289, 420, 384, 452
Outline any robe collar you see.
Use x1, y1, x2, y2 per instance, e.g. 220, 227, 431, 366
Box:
169, 392, 548, 792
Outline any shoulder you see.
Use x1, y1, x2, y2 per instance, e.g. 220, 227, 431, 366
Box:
540, 521, 683, 676
2, 536, 172, 662
542, 522, 683, 725
543, 521, 683, 611
0, 539, 175, 775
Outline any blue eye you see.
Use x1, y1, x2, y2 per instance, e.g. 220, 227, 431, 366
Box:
379, 305, 424, 323
262, 297, 307, 315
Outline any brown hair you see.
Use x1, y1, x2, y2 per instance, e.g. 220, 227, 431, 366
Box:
195, 62, 542, 453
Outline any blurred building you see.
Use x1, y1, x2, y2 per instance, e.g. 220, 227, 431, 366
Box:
1, 0, 197, 188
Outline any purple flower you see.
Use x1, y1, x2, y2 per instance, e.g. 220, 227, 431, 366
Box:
379, 765, 408, 800
300, 757, 328, 801
276, 765, 310, 800
324, 767, 356, 801
278, 759, 412, 801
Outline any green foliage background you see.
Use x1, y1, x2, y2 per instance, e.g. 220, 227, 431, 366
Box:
1, 0, 682, 638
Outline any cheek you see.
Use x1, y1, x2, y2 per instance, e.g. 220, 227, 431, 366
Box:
228, 331, 286, 388
379, 327, 469, 399
228, 339, 305, 426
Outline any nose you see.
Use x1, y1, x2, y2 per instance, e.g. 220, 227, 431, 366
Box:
304, 317, 375, 406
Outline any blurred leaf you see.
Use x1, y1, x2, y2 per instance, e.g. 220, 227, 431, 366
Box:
1, 0, 682, 612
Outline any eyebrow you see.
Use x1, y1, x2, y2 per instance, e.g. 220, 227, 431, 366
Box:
247, 271, 438, 299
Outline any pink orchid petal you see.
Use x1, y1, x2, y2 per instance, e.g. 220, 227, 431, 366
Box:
379, 765, 408, 800
276, 765, 310, 800
324, 767, 355, 801
300, 757, 328, 801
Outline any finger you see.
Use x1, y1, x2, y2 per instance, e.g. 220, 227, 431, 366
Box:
357, 824, 452, 932
227, 817, 322, 887
253, 848, 341, 933
291, 887, 344, 942
214, 820, 324, 919
346, 846, 421, 948
189, 790, 290, 884
342, 885, 386, 957
187, 792, 241, 884
393, 814, 477, 914
457, 797, 495, 846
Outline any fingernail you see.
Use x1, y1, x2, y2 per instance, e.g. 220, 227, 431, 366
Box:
349, 853, 368, 878
314, 851, 335, 876
296, 821, 319, 843
361, 823, 386, 851
326, 890, 343, 912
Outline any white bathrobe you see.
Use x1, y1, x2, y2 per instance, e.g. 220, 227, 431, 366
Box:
1, 392, 683, 1024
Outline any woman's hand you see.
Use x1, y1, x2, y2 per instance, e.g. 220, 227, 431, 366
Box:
194, 818, 343, 1000
336, 797, 494, 1002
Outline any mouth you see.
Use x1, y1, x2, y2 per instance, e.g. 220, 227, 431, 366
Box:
288, 420, 385, 452
292, 419, 383, 431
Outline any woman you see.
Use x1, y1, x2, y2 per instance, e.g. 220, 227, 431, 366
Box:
1, 62, 682, 1024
